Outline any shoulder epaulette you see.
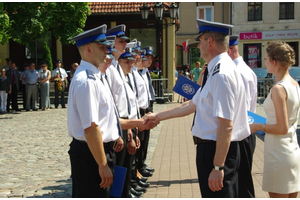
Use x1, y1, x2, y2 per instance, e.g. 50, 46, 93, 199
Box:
212, 63, 220, 76
85, 70, 96, 80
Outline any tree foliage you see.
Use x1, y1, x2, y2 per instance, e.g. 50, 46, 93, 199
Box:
43, 41, 53, 71
1, 2, 91, 46
0, 3, 10, 44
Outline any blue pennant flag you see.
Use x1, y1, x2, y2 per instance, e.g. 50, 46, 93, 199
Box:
248, 111, 266, 135
173, 75, 201, 100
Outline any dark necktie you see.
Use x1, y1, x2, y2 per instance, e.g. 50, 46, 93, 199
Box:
146, 71, 155, 100
100, 74, 123, 138
116, 64, 131, 115
12, 70, 15, 84
127, 75, 133, 91
58, 69, 62, 78
191, 67, 208, 129
132, 72, 139, 98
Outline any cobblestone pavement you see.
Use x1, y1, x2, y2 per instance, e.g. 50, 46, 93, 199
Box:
0, 102, 169, 198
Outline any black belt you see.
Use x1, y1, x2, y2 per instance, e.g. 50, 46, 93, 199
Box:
193, 136, 214, 145
120, 117, 128, 119
26, 83, 36, 85
139, 108, 147, 112
73, 138, 117, 150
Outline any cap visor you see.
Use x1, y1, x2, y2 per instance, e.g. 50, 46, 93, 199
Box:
106, 54, 115, 59
194, 32, 204, 41
96, 40, 112, 46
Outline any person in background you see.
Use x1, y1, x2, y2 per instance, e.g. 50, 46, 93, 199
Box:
23, 62, 39, 111
51, 59, 68, 108
197, 62, 207, 86
250, 41, 300, 198
3, 58, 12, 71
38, 61, 51, 111
6, 62, 20, 112
0, 68, 11, 113
191, 61, 202, 83
69, 62, 78, 83
20, 63, 29, 110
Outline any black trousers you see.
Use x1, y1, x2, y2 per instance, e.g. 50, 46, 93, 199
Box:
196, 141, 240, 198
7, 84, 18, 111
68, 138, 116, 198
137, 102, 153, 171
238, 134, 256, 198
122, 128, 137, 198
20, 84, 26, 109
54, 82, 65, 108
116, 130, 127, 167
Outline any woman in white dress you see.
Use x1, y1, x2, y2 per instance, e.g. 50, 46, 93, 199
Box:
250, 41, 300, 198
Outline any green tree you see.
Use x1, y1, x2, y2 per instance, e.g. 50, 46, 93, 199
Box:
43, 41, 53, 71
0, 3, 10, 44
1, 2, 91, 46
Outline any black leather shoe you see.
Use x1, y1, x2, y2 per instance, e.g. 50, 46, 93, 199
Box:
145, 166, 155, 172
138, 180, 150, 188
33, 109, 38, 111
129, 193, 140, 198
26, 109, 30, 112
134, 185, 147, 193
15, 109, 21, 112
130, 188, 143, 196
139, 169, 153, 177
140, 177, 148, 182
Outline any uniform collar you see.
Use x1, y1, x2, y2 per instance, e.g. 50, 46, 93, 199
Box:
79, 60, 100, 76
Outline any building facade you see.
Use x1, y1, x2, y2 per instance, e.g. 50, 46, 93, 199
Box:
232, 2, 300, 68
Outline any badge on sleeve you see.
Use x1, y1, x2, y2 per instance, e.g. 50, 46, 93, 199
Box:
86, 70, 96, 80
212, 63, 220, 76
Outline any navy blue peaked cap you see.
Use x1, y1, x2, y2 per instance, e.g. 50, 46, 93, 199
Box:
195, 19, 234, 41
72, 24, 112, 47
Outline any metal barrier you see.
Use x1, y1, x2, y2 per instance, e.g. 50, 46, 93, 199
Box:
151, 78, 172, 103
257, 77, 275, 104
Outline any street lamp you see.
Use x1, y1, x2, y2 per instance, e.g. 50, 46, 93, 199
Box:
140, 2, 179, 102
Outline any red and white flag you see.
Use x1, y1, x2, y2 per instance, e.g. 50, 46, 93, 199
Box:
182, 39, 189, 53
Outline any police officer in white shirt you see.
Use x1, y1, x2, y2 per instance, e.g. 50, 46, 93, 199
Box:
68, 24, 120, 198
51, 59, 68, 108
228, 35, 257, 198
143, 19, 249, 198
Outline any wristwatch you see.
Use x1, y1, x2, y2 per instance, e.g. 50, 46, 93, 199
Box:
213, 165, 224, 171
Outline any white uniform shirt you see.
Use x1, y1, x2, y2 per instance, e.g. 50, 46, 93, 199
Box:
106, 60, 129, 118
67, 60, 120, 143
125, 75, 140, 120
132, 66, 150, 109
234, 56, 257, 113
143, 68, 155, 101
52, 67, 68, 79
192, 52, 250, 141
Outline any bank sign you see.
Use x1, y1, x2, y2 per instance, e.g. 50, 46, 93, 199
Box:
240, 30, 300, 40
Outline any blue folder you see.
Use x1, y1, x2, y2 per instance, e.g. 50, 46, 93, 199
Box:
110, 165, 127, 198
173, 75, 201, 100
247, 111, 266, 135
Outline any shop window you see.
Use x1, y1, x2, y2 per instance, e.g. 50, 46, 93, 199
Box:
279, 3, 294, 20
248, 2, 262, 21
197, 6, 214, 21
243, 43, 262, 68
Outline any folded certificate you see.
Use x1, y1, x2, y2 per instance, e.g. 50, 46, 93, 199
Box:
173, 75, 201, 100
110, 165, 127, 198
247, 111, 266, 135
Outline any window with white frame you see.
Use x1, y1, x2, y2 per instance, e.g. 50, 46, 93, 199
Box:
197, 6, 214, 21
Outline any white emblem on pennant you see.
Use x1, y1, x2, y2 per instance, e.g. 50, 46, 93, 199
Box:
182, 84, 195, 95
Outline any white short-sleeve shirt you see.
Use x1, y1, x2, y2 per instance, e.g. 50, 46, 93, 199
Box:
52, 67, 68, 79
192, 53, 250, 141
132, 66, 150, 109
234, 56, 257, 113
67, 60, 120, 143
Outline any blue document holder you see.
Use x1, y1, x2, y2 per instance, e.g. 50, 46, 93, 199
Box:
173, 75, 201, 100
248, 111, 267, 135
110, 165, 127, 198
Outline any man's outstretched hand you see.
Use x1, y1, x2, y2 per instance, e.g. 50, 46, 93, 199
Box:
138, 113, 159, 131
